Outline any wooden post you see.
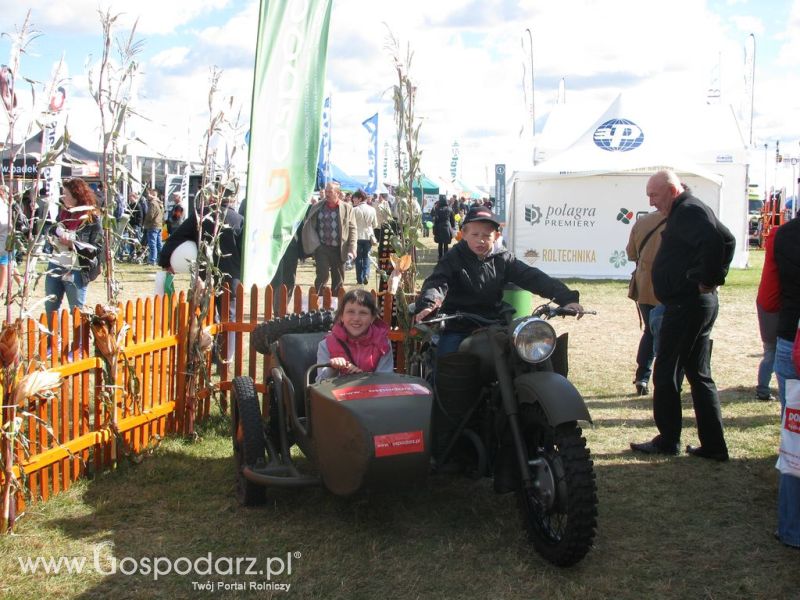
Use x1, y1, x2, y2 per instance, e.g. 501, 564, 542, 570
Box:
174, 298, 189, 436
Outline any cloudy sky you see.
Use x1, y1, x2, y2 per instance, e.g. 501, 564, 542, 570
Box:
2, 0, 799, 191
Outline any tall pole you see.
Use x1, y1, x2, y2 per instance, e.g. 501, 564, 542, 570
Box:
525, 28, 535, 136
764, 143, 768, 202
747, 34, 756, 146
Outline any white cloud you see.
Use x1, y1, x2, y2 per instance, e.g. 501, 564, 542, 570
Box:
729, 15, 765, 34
1, 0, 235, 36
150, 47, 191, 69
4, 0, 795, 188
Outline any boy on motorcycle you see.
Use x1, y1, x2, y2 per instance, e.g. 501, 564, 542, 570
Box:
414, 206, 583, 356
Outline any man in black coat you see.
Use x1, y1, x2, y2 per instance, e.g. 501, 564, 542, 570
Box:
631, 170, 735, 461
159, 188, 243, 285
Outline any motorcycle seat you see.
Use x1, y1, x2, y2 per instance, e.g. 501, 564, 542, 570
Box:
277, 331, 327, 418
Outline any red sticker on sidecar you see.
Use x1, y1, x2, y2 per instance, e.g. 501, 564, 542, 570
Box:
332, 383, 430, 401
374, 430, 425, 457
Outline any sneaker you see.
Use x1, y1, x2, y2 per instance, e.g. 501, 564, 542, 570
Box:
635, 381, 649, 396
756, 392, 776, 401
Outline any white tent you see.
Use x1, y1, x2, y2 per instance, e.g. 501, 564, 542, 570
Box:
507, 94, 749, 279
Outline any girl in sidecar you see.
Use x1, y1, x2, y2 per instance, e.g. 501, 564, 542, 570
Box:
316, 289, 394, 381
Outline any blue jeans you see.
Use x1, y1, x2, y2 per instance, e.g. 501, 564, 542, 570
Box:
757, 305, 778, 396
145, 228, 162, 265
44, 268, 87, 316
355, 239, 372, 285
650, 303, 665, 355
436, 330, 470, 359
775, 336, 800, 547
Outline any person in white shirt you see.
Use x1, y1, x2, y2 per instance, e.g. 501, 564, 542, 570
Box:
351, 189, 378, 285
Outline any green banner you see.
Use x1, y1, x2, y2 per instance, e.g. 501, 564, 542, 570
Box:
242, 0, 333, 286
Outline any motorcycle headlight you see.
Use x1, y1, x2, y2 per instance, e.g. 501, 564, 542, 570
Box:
512, 318, 556, 364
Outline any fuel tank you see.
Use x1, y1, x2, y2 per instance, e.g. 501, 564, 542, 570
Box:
309, 372, 433, 496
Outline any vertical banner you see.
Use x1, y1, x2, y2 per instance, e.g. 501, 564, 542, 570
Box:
317, 95, 332, 189
450, 141, 460, 181
41, 83, 67, 220
0, 65, 17, 113
180, 162, 190, 204
494, 164, 506, 223
382, 140, 390, 183
362, 112, 378, 194
243, 0, 333, 286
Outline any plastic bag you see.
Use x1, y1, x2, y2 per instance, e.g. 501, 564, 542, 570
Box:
777, 379, 800, 478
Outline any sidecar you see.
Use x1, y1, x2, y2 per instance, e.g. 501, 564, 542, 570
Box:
231, 326, 434, 505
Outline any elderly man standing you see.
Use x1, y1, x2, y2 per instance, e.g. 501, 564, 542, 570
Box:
631, 170, 735, 460
302, 181, 356, 293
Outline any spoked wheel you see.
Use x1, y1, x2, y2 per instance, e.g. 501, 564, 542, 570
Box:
231, 376, 267, 506
516, 406, 597, 567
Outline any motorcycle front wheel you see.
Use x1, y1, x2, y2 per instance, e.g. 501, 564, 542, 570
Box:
517, 407, 597, 567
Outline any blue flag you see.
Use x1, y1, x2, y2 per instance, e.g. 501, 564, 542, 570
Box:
317, 95, 332, 189
362, 112, 378, 194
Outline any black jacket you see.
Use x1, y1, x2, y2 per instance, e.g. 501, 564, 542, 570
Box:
159, 204, 243, 282
652, 191, 735, 305
774, 217, 800, 341
48, 216, 104, 286
129, 197, 148, 228
417, 240, 579, 329
432, 205, 455, 243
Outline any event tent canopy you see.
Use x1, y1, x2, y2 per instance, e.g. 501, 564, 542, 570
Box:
451, 178, 486, 199
316, 163, 366, 193
506, 93, 748, 278
1, 130, 101, 179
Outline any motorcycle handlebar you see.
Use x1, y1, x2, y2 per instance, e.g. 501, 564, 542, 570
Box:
417, 311, 500, 326
416, 304, 596, 326
532, 304, 597, 319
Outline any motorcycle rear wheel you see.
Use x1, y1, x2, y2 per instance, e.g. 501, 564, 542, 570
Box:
232, 376, 267, 506
517, 407, 597, 567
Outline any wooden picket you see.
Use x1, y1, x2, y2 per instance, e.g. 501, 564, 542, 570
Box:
0, 284, 400, 530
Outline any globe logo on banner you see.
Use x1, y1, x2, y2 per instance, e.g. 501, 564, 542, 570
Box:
593, 118, 644, 152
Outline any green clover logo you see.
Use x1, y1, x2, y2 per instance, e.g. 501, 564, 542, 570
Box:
609, 250, 628, 268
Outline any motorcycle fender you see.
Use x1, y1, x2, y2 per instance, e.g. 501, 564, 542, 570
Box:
514, 372, 592, 425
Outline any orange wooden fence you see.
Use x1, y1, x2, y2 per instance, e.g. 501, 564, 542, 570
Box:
0, 284, 401, 529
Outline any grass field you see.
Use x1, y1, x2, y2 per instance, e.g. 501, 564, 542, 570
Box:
1, 240, 796, 600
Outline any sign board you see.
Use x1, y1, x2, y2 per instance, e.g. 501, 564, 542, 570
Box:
494, 164, 506, 223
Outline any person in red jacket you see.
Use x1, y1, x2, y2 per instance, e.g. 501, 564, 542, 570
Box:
316, 289, 393, 381
756, 231, 781, 400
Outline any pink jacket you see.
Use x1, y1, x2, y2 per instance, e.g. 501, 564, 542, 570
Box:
325, 319, 391, 373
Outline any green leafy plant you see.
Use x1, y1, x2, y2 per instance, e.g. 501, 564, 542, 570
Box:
181, 67, 244, 434
384, 29, 425, 369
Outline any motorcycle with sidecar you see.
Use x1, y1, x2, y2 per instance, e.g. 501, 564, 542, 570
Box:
231, 304, 597, 567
